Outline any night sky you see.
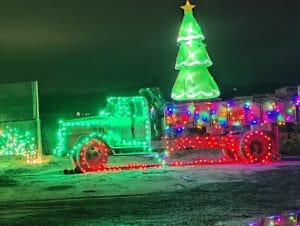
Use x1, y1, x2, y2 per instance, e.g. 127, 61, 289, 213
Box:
0, 0, 299, 98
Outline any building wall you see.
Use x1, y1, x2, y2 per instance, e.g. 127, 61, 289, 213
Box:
0, 81, 42, 156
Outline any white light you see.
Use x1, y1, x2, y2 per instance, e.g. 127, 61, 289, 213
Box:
189, 52, 195, 58
186, 40, 192, 46
176, 58, 212, 68
177, 34, 205, 42
187, 28, 193, 34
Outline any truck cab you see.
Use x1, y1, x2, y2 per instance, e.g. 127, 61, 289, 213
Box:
55, 96, 154, 172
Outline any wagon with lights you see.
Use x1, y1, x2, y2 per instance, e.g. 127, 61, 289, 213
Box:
54, 88, 298, 173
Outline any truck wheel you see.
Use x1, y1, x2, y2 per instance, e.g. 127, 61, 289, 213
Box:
239, 131, 272, 163
74, 139, 109, 173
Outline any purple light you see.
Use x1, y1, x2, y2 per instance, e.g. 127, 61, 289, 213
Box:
297, 97, 300, 106
293, 96, 300, 106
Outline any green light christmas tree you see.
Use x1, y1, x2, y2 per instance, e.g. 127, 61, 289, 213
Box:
171, 0, 220, 101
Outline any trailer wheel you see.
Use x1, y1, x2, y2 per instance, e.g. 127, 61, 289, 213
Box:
73, 139, 109, 173
239, 131, 273, 163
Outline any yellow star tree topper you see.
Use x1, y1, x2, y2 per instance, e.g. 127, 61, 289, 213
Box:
181, 0, 196, 14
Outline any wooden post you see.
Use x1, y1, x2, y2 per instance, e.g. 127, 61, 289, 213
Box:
32, 81, 42, 157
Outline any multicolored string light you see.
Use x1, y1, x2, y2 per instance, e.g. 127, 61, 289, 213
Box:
249, 212, 300, 226
0, 127, 41, 164
165, 100, 297, 136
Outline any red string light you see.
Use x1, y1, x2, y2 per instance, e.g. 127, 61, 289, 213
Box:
78, 139, 108, 173
75, 132, 276, 173
166, 131, 275, 165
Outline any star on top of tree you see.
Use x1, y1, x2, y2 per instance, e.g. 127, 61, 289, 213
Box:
181, 0, 196, 14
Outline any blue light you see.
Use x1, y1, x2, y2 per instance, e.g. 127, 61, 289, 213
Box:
220, 120, 227, 127
176, 128, 182, 133
268, 110, 279, 118
244, 103, 250, 110
251, 120, 257, 125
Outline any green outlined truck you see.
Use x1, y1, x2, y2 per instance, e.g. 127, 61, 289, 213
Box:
55, 88, 298, 173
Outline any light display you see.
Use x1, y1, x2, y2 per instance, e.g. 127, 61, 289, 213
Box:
169, 158, 228, 167
53, 91, 299, 172
71, 138, 161, 172
171, 0, 220, 101
54, 96, 161, 171
47, 1, 298, 173
249, 212, 300, 226
165, 131, 273, 163
74, 139, 108, 172
55, 96, 152, 157
0, 127, 41, 164
165, 99, 297, 136
239, 131, 273, 163
228, 101, 261, 126
163, 99, 291, 164
262, 101, 297, 125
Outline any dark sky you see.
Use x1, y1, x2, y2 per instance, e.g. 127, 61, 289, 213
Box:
0, 0, 299, 98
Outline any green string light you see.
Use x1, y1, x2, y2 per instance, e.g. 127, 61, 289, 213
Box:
54, 96, 152, 157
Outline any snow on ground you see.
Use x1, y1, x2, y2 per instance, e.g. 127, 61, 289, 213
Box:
1, 156, 300, 225
0, 156, 299, 203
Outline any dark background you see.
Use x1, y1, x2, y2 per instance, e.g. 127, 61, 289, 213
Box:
0, 0, 299, 117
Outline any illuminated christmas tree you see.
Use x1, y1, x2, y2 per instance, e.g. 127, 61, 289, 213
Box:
171, 0, 220, 101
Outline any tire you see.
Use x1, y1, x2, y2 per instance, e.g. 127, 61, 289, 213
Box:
239, 131, 273, 163
73, 139, 109, 173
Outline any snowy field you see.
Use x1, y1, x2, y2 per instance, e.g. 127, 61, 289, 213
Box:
0, 156, 300, 225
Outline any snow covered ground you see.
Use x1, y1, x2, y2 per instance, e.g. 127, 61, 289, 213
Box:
0, 156, 300, 225
0, 156, 292, 202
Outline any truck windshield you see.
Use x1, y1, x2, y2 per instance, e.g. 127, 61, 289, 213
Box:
100, 101, 115, 116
